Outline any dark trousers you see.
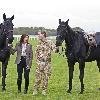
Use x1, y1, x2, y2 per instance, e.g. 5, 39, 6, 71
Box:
17, 56, 30, 91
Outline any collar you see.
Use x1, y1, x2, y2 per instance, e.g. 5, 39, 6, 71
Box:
39, 38, 48, 44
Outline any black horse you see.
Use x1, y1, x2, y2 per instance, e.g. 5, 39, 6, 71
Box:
56, 19, 100, 94
0, 13, 14, 91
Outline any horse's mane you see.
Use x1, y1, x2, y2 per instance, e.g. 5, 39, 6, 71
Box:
65, 25, 86, 55
66, 25, 76, 44
67, 25, 75, 34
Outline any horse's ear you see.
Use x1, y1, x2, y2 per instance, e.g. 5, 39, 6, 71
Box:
3, 13, 6, 21
11, 15, 14, 20
59, 19, 61, 24
67, 19, 69, 22
65, 19, 69, 25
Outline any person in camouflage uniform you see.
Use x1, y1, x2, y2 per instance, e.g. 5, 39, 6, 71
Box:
33, 31, 57, 95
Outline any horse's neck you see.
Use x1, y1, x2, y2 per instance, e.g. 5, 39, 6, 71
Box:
67, 25, 75, 36
65, 25, 75, 48
65, 29, 85, 56
0, 28, 2, 33
0, 34, 6, 49
0, 24, 4, 34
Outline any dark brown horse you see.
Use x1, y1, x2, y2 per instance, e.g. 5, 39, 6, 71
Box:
56, 19, 100, 94
0, 13, 14, 92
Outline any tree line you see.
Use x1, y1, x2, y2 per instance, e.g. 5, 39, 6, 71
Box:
13, 27, 84, 36
13, 27, 56, 36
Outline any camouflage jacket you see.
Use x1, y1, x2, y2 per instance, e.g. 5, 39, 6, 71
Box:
35, 39, 56, 64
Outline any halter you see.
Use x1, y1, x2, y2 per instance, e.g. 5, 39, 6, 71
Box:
1, 23, 13, 48
57, 26, 68, 57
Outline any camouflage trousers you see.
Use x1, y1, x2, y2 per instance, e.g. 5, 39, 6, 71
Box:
34, 62, 51, 91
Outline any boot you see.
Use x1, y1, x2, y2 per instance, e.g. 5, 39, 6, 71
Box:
17, 79, 22, 93
24, 80, 29, 94
24, 88, 27, 94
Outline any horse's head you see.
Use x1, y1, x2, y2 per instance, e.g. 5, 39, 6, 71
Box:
3, 13, 14, 45
56, 19, 69, 47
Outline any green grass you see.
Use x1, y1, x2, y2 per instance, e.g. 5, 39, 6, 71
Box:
0, 40, 100, 100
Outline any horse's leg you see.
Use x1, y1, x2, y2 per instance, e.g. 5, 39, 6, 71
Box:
96, 60, 100, 90
67, 60, 75, 93
79, 59, 85, 94
96, 60, 100, 72
0, 63, 1, 77
2, 60, 8, 92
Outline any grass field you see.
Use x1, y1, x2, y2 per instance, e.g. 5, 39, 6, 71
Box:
0, 40, 100, 100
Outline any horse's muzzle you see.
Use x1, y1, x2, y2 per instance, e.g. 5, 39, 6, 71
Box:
8, 43, 13, 47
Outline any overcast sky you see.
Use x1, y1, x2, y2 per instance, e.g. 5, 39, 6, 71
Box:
0, 0, 100, 32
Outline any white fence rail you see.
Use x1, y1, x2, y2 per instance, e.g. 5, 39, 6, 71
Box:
13, 35, 56, 41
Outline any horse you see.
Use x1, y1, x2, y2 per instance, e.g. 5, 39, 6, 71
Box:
56, 19, 100, 94
0, 13, 14, 92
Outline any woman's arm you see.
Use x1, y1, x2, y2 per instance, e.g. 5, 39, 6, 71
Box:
10, 43, 17, 55
35, 45, 40, 64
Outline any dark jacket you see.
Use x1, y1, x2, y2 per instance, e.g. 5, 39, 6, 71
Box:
12, 43, 33, 69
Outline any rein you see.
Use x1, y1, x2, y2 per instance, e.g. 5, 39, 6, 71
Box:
3, 30, 13, 34
58, 46, 65, 57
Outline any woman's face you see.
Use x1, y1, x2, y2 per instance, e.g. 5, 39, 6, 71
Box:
23, 36, 29, 43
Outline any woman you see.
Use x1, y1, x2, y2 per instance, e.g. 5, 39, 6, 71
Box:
12, 34, 33, 94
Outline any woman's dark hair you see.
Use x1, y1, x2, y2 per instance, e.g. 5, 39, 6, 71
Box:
20, 34, 29, 44
41, 31, 46, 37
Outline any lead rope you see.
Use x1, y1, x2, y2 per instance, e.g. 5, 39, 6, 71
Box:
58, 46, 65, 57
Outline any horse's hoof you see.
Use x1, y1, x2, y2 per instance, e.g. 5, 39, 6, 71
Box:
97, 88, 100, 90
79, 91, 83, 94
67, 89, 71, 93
2, 88, 6, 92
